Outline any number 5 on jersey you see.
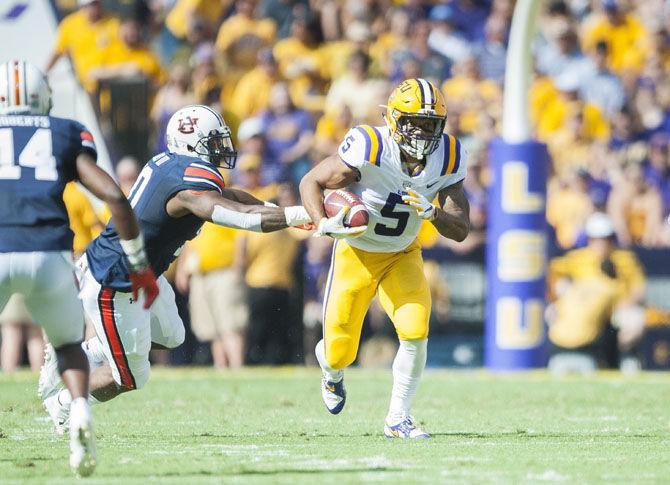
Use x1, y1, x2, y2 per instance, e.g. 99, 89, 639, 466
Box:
374, 193, 409, 236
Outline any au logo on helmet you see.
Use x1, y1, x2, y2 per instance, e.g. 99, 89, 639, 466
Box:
178, 117, 199, 134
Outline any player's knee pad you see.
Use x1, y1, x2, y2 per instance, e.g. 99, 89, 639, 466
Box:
326, 335, 358, 369
396, 320, 429, 341
166, 322, 185, 349
398, 328, 429, 341
126, 356, 151, 390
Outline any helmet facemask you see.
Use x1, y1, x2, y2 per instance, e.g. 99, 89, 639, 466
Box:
191, 126, 237, 169
394, 111, 446, 160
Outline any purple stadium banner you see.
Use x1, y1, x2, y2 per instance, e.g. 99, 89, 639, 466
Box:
485, 139, 549, 369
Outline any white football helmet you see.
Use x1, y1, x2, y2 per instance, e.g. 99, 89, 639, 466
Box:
166, 105, 237, 168
0, 60, 52, 116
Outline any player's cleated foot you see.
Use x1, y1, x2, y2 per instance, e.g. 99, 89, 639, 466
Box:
38, 343, 62, 400
321, 376, 346, 414
43, 393, 70, 436
69, 398, 97, 477
384, 415, 430, 439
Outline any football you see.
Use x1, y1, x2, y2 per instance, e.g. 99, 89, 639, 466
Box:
323, 189, 369, 228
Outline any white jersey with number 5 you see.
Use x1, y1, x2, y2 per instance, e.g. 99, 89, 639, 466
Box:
337, 124, 468, 253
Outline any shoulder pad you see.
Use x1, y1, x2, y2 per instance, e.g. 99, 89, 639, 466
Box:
338, 125, 384, 168
439, 134, 466, 177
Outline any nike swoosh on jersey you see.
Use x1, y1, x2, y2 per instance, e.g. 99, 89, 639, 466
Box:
426, 181, 440, 188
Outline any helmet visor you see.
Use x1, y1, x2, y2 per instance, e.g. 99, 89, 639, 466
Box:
396, 113, 446, 158
193, 129, 238, 169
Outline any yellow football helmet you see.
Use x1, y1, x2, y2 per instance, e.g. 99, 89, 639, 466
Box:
384, 78, 447, 160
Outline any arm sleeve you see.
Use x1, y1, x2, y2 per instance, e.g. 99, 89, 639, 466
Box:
181, 162, 226, 194
65, 121, 98, 181
71, 121, 98, 160
438, 138, 469, 191
453, 142, 469, 183
337, 126, 373, 170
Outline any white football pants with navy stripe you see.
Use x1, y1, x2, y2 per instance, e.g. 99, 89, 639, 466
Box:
76, 255, 185, 390
0, 251, 84, 348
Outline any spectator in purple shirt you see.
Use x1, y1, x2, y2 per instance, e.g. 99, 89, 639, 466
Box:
259, 82, 314, 184
473, 14, 508, 84
580, 41, 625, 117
427, 4, 472, 65
451, 0, 490, 42
644, 133, 670, 215
536, 22, 593, 86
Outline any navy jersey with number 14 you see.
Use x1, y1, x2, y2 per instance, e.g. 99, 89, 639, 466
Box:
0, 115, 97, 252
86, 152, 226, 291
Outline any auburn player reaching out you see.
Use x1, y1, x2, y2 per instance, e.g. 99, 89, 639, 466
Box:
300, 78, 470, 438
39, 105, 312, 429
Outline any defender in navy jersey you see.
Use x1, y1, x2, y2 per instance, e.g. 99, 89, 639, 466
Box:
0, 60, 158, 477
40, 105, 312, 418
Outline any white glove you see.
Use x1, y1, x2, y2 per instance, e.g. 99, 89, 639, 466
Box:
402, 190, 436, 221
313, 207, 367, 239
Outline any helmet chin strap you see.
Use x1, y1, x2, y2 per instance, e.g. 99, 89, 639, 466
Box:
399, 146, 426, 177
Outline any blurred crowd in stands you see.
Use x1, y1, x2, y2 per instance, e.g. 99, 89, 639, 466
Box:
2, 0, 670, 372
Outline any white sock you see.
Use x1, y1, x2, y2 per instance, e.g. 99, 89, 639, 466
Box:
387, 339, 427, 423
82, 338, 106, 370
57, 389, 100, 407
69, 397, 92, 427
57, 388, 72, 407
315, 339, 343, 383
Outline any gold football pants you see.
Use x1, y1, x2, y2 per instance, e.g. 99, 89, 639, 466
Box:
322, 239, 431, 369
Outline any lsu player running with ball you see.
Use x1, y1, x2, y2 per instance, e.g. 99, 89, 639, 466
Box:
300, 78, 469, 438
39, 104, 312, 430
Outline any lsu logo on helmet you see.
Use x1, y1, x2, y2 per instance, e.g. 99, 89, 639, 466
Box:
384, 78, 447, 160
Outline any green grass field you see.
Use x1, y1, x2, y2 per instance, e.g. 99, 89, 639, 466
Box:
1, 367, 669, 484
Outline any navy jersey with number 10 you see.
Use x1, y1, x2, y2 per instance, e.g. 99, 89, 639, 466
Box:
0, 115, 97, 252
86, 152, 226, 291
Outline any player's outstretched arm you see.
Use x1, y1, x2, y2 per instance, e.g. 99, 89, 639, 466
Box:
166, 189, 311, 233
299, 154, 360, 226
75, 153, 159, 308
434, 181, 470, 242
222, 188, 265, 206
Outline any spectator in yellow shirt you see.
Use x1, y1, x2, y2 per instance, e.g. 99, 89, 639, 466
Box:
272, 12, 328, 112
608, 163, 664, 248
87, 16, 165, 91
229, 49, 282, 120
324, 50, 389, 125
160, 0, 228, 64
442, 57, 501, 134
63, 182, 104, 256
370, 8, 411, 77
536, 72, 610, 143
318, 21, 375, 81
215, 0, 276, 54
164, 0, 227, 41
547, 212, 646, 373
546, 110, 596, 177
238, 185, 302, 365
45, 0, 120, 90
546, 171, 594, 249
313, 105, 354, 160
581, 0, 650, 74
175, 225, 247, 369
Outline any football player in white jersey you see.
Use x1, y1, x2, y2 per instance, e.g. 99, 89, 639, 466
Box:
299, 78, 470, 438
